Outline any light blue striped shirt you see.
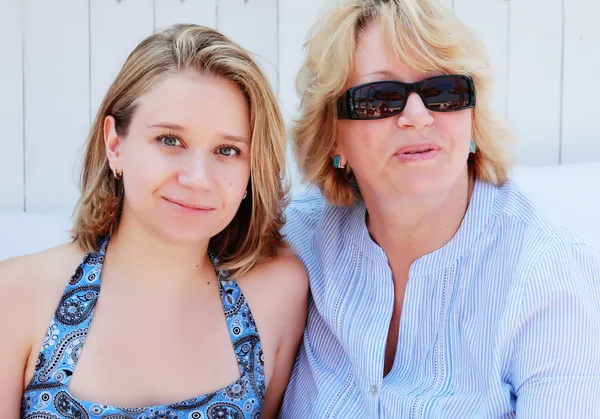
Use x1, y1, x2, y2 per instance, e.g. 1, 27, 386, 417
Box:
280, 178, 600, 418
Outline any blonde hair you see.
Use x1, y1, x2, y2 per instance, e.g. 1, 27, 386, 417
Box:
294, 0, 512, 206
72, 24, 288, 276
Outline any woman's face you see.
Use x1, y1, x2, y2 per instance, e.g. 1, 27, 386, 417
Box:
105, 68, 251, 245
337, 22, 473, 202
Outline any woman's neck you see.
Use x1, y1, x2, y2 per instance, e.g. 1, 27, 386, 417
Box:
100, 208, 215, 298
364, 172, 474, 266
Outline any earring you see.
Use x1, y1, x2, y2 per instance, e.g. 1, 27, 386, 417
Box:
333, 155, 345, 169
113, 168, 122, 179
470, 140, 477, 154
242, 190, 247, 200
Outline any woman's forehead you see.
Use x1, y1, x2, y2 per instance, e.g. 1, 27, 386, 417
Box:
352, 24, 429, 84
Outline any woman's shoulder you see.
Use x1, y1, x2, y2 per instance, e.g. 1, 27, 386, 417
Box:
0, 242, 85, 370
284, 187, 327, 232
236, 248, 308, 326
283, 187, 328, 260
489, 178, 595, 253
0, 242, 84, 298
459, 179, 599, 309
284, 186, 364, 258
483, 178, 600, 289
235, 250, 308, 364
0, 242, 85, 320
236, 248, 308, 314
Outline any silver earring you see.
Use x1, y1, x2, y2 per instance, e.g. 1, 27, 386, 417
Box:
242, 190, 247, 200
113, 168, 122, 179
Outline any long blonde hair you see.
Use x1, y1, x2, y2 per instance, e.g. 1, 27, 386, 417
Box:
294, 0, 512, 206
72, 24, 288, 275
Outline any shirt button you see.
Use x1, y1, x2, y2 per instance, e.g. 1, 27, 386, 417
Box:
370, 385, 378, 396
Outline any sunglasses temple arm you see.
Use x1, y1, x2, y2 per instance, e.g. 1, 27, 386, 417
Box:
336, 93, 351, 119
469, 78, 477, 107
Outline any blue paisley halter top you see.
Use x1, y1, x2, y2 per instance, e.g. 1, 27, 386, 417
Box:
21, 237, 266, 419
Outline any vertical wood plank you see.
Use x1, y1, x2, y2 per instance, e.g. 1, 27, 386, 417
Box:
217, 0, 279, 97
154, 0, 217, 31
279, 0, 337, 191
278, 0, 337, 123
454, 0, 509, 120
561, 0, 600, 163
90, 0, 154, 119
23, 0, 89, 212
0, 0, 24, 212
508, 0, 562, 165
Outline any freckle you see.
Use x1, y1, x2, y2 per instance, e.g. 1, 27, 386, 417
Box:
207, 281, 210, 285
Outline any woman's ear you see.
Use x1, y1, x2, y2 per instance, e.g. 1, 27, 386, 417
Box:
104, 115, 122, 176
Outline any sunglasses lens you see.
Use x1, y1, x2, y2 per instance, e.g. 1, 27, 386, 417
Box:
352, 82, 407, 118
420, 76, 473, 111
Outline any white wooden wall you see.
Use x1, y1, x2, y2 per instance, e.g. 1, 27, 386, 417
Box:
1, 0, 599, 212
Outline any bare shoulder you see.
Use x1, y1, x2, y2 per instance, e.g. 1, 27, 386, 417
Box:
239, 246, 308, 298
0, 242, 84, 294
0, 242, 86, 329
236, 247, 308, 332
266, 246, 308, 292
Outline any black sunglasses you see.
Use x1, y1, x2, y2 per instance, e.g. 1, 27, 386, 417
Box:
336, 74, 476, 120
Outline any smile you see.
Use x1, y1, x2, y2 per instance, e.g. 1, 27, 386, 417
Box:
162, 197, 215, 213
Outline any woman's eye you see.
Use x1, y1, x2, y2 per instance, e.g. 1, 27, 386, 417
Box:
218, 147, 239, 157
161, 137, 181, 147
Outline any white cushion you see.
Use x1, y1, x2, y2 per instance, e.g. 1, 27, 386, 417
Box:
0, 211, 72, 261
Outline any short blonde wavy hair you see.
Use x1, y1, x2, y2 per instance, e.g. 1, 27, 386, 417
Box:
72, 24, 288, 275
294, 0, 511, 206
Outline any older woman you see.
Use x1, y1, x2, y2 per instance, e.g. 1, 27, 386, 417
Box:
280, 0, 600, 417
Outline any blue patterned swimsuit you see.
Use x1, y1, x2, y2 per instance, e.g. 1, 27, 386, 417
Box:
21, 237, 266, 419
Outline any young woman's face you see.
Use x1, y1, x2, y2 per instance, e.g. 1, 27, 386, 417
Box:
105, 68, 251, 245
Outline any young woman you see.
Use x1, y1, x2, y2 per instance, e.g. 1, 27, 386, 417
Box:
0, 24, 307, 419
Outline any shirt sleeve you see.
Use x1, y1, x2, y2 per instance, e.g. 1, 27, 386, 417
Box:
511, 239, 600, 418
